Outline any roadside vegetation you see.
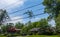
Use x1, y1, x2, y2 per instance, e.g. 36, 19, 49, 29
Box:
0, 0, 60, 37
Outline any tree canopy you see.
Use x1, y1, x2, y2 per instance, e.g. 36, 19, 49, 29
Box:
43, 0, 60, 33
43, 0, 60, 19
0, 9, 9, 25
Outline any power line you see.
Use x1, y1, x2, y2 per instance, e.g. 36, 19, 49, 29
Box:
2, 3, 42, 15
6, 13, 45, 22
32, 8, 44, 12
5, 7, 44, 23
10, 8, 44, 17
33, 13, 45, 16
6, 7, 44, 22
9, 3, 42, 14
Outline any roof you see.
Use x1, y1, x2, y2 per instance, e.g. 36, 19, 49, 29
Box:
30, 28, 40, 31
15, 29, 21, 31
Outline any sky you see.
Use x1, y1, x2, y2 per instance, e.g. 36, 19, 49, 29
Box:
0, 0, 55, 26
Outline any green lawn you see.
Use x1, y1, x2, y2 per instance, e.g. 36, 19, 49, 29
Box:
0, 35, 60, 37
26, 35, 60, 37
0, 35, 6, 37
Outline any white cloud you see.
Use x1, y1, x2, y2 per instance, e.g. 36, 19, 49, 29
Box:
48, 20, 55, 27
0, 0, 27, 24
6, 16, 23, 23
0, 0, 26, 9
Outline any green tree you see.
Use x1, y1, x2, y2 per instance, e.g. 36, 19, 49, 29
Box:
24, 10, 34, 23
32, 22, 38, 28
24, 10, 33, 19
43, 0, 60, 34
1, 23, 14, 33
1, 25, 7, 33
38, 19, 49, 34
22, 10, 34, 34
56, 14, 60, 33
21, 26, 28, 34
43, 0, 60, 18
35, 19, 55, 35
0, 9, 9, 25
15, 22, 24, 29
21, 21, 33, 34
21, 18, 55, 35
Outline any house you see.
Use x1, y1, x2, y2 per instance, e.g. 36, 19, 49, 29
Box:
15, 29, 21, 33
7, 26, 21, 33
29, 28, 40, 35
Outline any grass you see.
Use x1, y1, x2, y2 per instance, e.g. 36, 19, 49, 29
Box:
0, 35, 60, 37
26, 35, 60, 37
0, 35, 6, 37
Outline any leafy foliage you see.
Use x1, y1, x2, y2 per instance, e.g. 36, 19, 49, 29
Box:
43, 0, 60, 34
0, 9, 9, 25
15, 22, 24, 29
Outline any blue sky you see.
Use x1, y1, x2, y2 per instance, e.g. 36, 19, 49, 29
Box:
0, 0, 55, 26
